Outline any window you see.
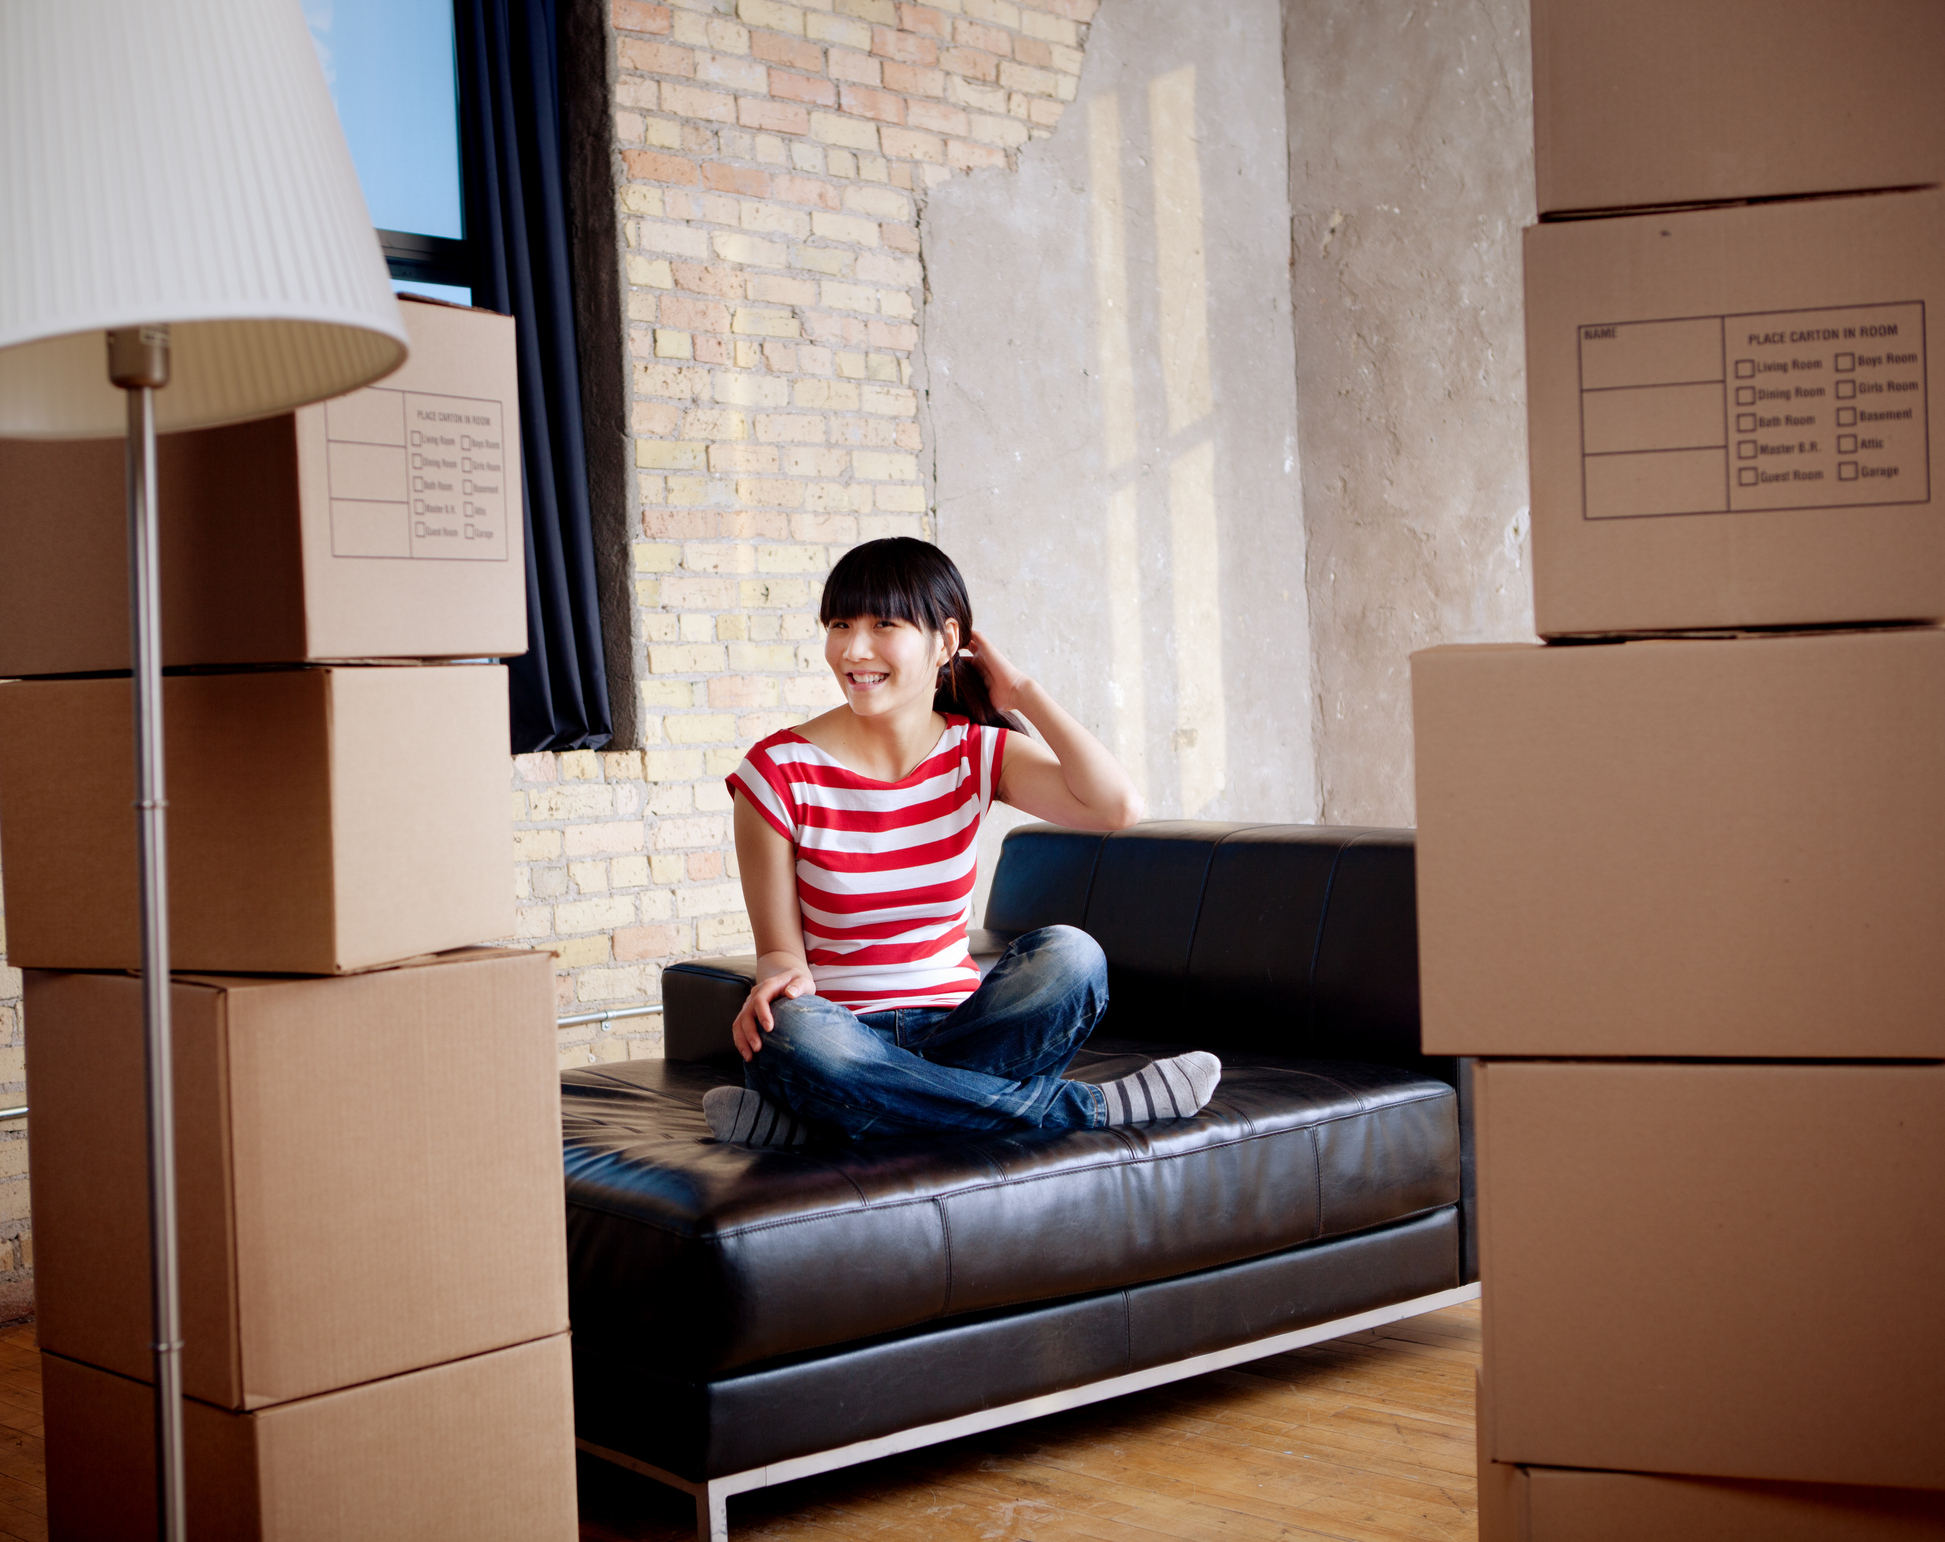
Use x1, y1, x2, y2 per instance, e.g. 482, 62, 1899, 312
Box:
304, 0, 472, 304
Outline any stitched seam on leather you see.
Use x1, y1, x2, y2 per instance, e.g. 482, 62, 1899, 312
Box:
935, 1197, 955, 1316
1077, 832, 1108, 925
1122, 1288, 1133, 1374
1306, 834, 1357, 1044
1311, 1125, 1324, 1238
1184, 823, 1274, 981
1315, 1199, 1459, 1245
1174, 839, 1220, 977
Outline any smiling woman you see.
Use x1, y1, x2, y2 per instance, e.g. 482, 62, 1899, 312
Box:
705, 538, 1222, 1150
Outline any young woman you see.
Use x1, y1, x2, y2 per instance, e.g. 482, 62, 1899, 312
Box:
708, 537, 1221, 1147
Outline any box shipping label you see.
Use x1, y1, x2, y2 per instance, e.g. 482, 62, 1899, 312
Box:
323, 387, 511, 561
1576, 302, 1929, 520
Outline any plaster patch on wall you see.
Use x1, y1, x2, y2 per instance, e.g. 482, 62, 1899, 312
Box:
922, 0, 1316, 917
1286, 0, 1539, 828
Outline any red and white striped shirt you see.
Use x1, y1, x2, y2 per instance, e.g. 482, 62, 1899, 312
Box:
728, 717, 1009, 1013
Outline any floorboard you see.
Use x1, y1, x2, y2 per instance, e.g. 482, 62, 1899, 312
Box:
0, 1302, 1481, 1540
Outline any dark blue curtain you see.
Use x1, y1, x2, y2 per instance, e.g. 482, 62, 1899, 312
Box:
458, 0, 613, 752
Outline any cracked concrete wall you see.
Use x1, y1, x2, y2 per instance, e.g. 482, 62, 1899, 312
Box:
922, 0, 1314, 913
1286, 0, 1537, 827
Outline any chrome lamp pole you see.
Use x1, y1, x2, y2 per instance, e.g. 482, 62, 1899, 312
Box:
110, 324, 188, 1539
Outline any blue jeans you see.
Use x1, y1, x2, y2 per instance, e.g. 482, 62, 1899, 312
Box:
743, 924, 1111, 1140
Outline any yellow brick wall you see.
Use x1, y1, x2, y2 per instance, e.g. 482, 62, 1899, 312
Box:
531, 0, 1101, 1066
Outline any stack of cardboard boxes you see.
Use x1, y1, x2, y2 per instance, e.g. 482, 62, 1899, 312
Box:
1412, 4, 1945, 1536
0, 300, 579, 1539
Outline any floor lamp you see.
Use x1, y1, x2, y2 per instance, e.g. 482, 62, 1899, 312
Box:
0, 2, 410, 1534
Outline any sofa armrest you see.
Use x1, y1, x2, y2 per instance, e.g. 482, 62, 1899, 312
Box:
966, 928, 1017, 970
661, 931, 1020, 1063
662, 956, 756, 1062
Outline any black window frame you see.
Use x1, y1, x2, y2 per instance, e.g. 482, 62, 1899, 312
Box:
380, 229, 474, 291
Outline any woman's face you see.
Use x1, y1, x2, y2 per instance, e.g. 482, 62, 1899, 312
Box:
824, 613, 957, 722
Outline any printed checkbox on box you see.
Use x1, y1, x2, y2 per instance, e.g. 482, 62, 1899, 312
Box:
1839, 434, 1858, 453
1735, 359, 1755, 378
1736, 386, 1756, 405
1837, 380, 1856, 399
1737, 440, 1757, 459
1835, 352, 1855, 371
1839, 462, 1859, 480
1738, 467, 1758, 486
1736, 413, 1756, 432
1838, 406, 1857, 426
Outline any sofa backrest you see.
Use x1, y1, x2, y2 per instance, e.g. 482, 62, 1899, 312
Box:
985, 821, 1428, 1071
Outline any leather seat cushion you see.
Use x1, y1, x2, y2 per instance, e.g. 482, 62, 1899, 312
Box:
562, 1041, 1458, 1374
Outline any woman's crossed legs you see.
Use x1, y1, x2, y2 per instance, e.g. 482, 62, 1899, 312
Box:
706, 925, 1219, 1145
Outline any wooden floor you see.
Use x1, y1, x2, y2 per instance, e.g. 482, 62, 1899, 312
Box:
0, 1302, 1482, 1542
0, 1326, 43, 1542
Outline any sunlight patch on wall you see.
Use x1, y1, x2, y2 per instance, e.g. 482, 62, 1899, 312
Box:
1150, 68, 1215, 436
1088, 93, 1150, 799
1166, 440, 1226, 814
1150, 65, 1225, 815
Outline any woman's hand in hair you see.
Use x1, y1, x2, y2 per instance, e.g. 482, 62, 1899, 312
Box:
732, 957, 816, 1061
980, 637, 1145, 832
963, 629, 1030, 714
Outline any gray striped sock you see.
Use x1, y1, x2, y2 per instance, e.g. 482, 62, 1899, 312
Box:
1099, 1051, 1222, 1126
704, 1086, 811, 1147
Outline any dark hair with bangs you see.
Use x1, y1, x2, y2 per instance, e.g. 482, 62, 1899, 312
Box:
819, 538, 1014, 729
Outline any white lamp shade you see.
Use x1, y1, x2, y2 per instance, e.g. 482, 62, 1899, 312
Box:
0, 0, 411, 438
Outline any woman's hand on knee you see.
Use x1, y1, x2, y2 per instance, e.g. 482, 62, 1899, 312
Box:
733, 958, 816, 1061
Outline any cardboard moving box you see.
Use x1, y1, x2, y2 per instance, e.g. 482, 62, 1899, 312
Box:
1532, 0, 1945, 217
0, 298, 525, 674
0, 664, 515, 973
1475, 1373, 1945, 1541
1481, 1465, 1945, 1542
26, 951, 567, 1409
1474, 1061, 1945, 1492
43, 1335, 577, 1542
1413, 629, 1945, 1059
1525, 189, 1945, 636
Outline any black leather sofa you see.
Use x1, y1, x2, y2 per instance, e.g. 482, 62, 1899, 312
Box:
562, 821, 1477, 1540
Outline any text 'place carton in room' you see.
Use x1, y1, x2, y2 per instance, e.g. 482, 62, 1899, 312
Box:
0, 297, 525, 674
1524, 189, 1945, 635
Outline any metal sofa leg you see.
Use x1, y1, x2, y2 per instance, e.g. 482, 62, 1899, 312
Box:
577, 1439, 734, 1541
697, 1481, 728, 1542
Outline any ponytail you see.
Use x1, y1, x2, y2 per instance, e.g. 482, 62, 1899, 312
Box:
934, 651, 1015, 731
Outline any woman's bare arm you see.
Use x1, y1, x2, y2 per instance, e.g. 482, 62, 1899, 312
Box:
965, 629, 1143, 831
730, 796, 816, 1060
